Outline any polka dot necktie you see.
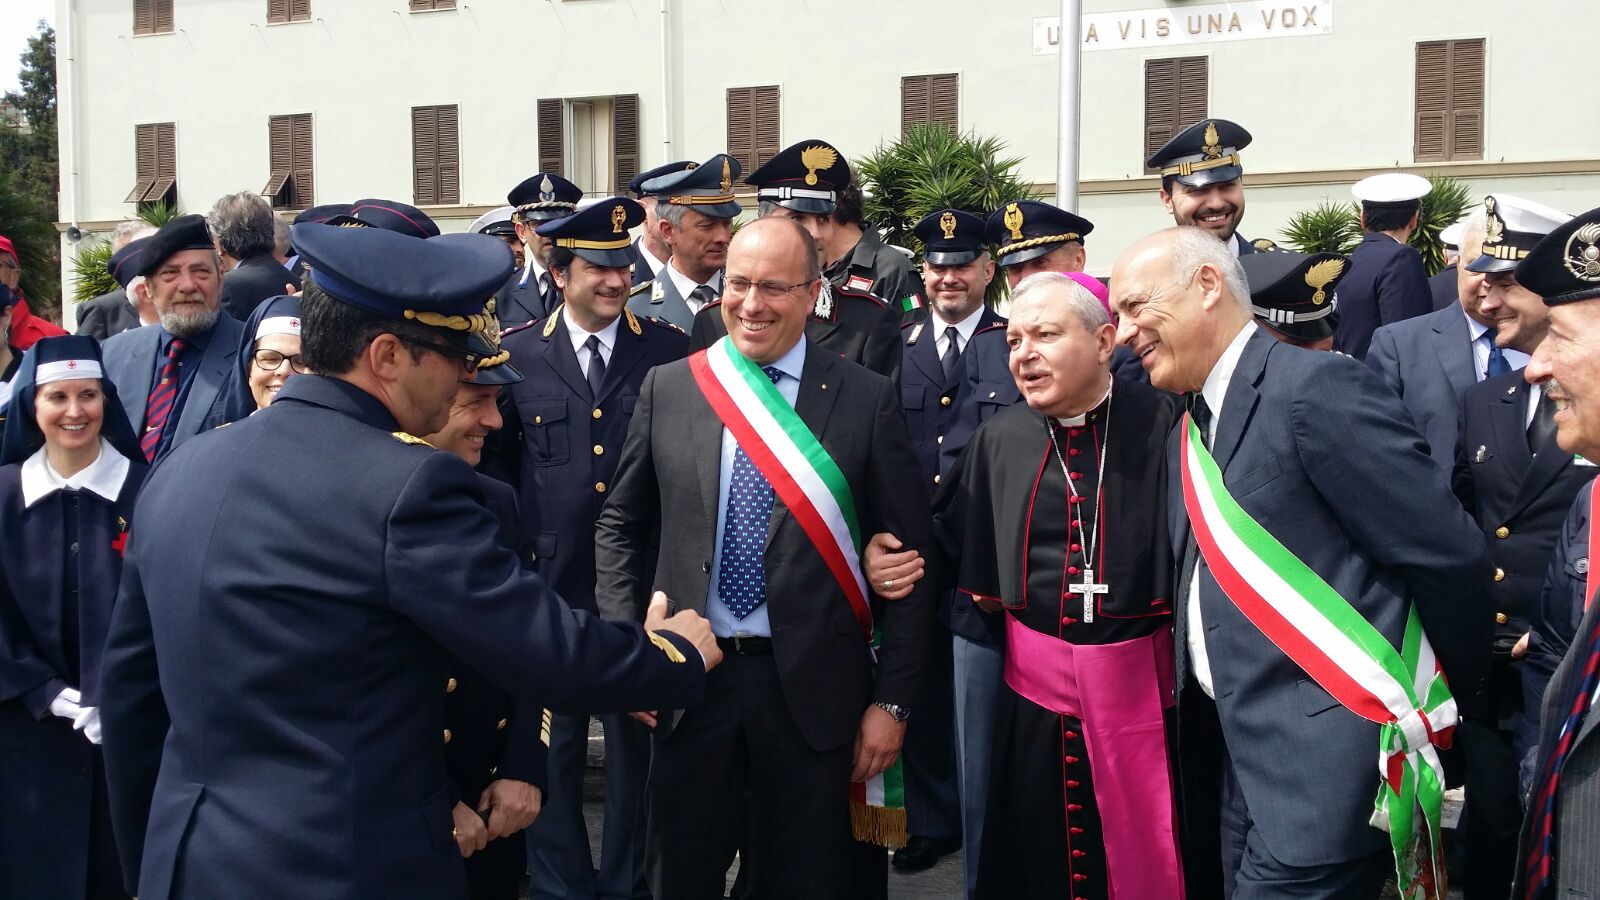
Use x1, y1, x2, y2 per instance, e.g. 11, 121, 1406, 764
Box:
717, 365, 783, 620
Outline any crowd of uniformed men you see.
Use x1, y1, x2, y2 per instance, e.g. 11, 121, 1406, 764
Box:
3, 114, 1600, 900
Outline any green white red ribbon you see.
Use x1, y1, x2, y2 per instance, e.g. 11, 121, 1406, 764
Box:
1179, 414, 1453, 899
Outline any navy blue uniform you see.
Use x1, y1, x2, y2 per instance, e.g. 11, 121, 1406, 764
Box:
497, 306, 688, 900
0, 459, 145, 900
1523, 485, 1596, 791
691, 284, 903, 385
100, 375, 705, 900
1332, 232, 1434, 360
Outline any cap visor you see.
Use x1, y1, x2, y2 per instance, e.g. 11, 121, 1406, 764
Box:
1260, 317, 1337, 342
468, 361, 525, 386
573, 247, 638, 269
774, 198, 836, 216
925, 249, 980, 266
998, 243, 1061, 269
1465, 253, 1517, 274
520, 210, 572, 223
1173, 164, 1244, 188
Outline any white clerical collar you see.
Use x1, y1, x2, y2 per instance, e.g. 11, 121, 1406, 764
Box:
1053, 377, 1114, 427
666, 259, 722, 310
931, 303, 986, 347
1201, 321, 1258, 421
21, 438, 130, 508
636, 240, 668, 279
563, 312, 621, 359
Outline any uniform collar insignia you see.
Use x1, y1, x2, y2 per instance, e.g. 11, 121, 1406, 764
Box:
813, 280, 835, 320
624, 306, 643, 335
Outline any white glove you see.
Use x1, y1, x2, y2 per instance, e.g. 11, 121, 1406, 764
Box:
74, 706, 102, 745
48, 686, 83, 721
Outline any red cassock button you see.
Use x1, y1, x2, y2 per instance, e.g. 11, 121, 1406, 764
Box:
1067, 779, 1081, 788
1064, 731, 1079, 740
1070, 827, 1085, 835
1061, 617, 1074, 625
1065, 756, 1080, 765
1068, 803, 1084, 812
1073, 873, 1088, 882
1069, 447, 1082, 456
1068, 566, 1081, 576
1072, 849, 1086, 858
1070, 519, 1082, 528
1069, 471, 1084, 480
1070, 543, 1082, 552
1069, 428, 1083, 437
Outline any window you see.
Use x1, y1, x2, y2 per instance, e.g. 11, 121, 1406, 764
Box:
267, 0, 311, 24
133, 0, 174, 35
900, 74, 958, 136
1415, 39, 1484, 162
126, 122, 176, 208
1144, 56, 1208, 174
265, 114, 314, 209
409, 0, 456, 10
536, 95, 642, 195
727, 86, 780, 177
412, 105, 460, 206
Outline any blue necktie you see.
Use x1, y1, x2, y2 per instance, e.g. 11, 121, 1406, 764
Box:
717, 366, 783, 620
1483, 332, 1510, 379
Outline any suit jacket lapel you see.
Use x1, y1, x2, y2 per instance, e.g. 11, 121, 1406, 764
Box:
689, 369, 724, 554
1433, 308, 1478, 396
1490, 379, 1535, 477
905, 325, 945, 390
174, 324, 236, 438
1211, 329, 1270, 474
767, 346, 841, 547
122, 328, 161, 428
543, 309, 595, 403
1506, 398, 1574, 520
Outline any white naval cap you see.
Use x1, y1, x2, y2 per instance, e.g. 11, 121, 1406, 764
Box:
1351, 173, 1431, 204
1439, 216, 1472, 250
469, 205, 517, 235
1467, 194, 1573, 273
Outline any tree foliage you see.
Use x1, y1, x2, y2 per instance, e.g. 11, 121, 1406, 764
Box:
0, 22, 60, 320
68, 200, 186, 305
1280, 174, 1478, 276
1411, 175, 1474, 276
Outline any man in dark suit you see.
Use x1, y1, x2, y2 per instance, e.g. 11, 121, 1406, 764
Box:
1366, 211, 1516, 470
211, 192, 295, 321
497, 199, 689, 900
1513, 204, 1600, 900
100, 218, 718, 900
1332, 174, 1435, 359
1147, 118, 1271, 258
595, 217, 933, 900
1113, 226, 1491, 898
76, 224, 151, 340
100, 215, 245, 463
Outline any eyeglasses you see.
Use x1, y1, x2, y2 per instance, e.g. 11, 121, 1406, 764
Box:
398, 336, 481, 375
252, 349, 312, 374
724, 276, 816, 301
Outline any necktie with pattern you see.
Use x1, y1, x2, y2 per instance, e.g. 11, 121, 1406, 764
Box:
140, 337, 187, 462
717, 365, 783, 620
584, 335, 605, 399
690, 284, 719, 311
1521, 610, 1600, 898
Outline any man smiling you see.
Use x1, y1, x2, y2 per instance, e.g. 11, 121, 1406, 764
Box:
1147, 119, 1269, 257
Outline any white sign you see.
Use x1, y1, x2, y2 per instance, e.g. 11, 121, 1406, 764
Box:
1033, 1, 1334, 55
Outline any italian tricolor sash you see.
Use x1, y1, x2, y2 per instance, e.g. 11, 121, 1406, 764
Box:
688, 336, 906, 848
1179, 414, 1454, 900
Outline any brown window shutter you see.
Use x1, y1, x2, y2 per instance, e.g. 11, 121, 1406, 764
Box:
1176, 57, 1208, 130
291, 114, 314, 207
134, 0, 153, 34
537, 98, 564, 177
929, 73, 959, 131
752, 86, 780, 170
611, 94, 640, 196
290, 0, 311, 20
726, 88, 754, 174
265, 115, 293, 203
437, 105, 460, 205
1414, 41, 1449, 162
1448, 39, 1485, 160
410, 0, 454, 10
154, 0, 173, 32
901, 75, 930, 136
412, 106, 439, 205
1144, 59, 1177, 173
268, 0, 288, 24
127, 123, 157, 203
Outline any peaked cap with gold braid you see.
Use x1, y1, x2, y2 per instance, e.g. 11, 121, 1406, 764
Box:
983, 200, 1094, 268
536, 197, 646, 269
1147, 118, 1252, 188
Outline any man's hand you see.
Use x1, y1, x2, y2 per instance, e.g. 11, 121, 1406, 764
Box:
478, 779, 541, 839
628, 710, 659, 728
451, 801, 488, 858
865, 533, 922, 601
644, 591, 723, 672
1512, 631, 1531, 659
850, 704, 908, 783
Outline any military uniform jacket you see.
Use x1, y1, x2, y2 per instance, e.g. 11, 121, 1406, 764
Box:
495, 269, 558, 332
497, 307, 688, 617
900, 309, 1003, 490
1332, 232, 1434, 360
624, 269, 698, 332
99, 375, 705, 900
689, 284, 903, 385
1453, 370, 1597, 657
825, 228, 927, 325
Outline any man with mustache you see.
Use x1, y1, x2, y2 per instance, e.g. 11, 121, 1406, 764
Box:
1512, 203, 1600, 900
497, 197, 689, 900
500, 174, 583, 329
1450, 194, 1588, 900
100, 214, 245, 463
1146, 118, 1272, 257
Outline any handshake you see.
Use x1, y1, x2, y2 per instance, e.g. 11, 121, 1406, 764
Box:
634, 591, 724, 728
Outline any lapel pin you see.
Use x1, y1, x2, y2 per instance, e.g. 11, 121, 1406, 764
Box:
1474, 445, 1488, 463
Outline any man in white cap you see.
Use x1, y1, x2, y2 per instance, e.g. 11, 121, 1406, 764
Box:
1333, 173, 1434, 359
1431, 217, 1471, 311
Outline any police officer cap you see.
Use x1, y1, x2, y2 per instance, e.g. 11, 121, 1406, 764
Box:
508, 173, 582, 223
1242, 250, 1348, 342
1147, 118, 1252, 189
1466, 194, 1571, 274
108, 236, 153, 289
984, 200, 1094, 268
137, 214, 215, 277
746, 139, 851, 215
463, 302, 523, 386
1516, 205, 1600, 306
293, 203, 354, 225
469, 205, 518, 238
327, 199, 442, 240
1351, 173, 1430, 205
628, 161, 696, 198
291, 222, 513, 359
915, 209, 987, 266
536, 197, 644, 269
641, 153, 743, 220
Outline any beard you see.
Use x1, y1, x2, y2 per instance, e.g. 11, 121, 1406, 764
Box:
160, 298, 220, 338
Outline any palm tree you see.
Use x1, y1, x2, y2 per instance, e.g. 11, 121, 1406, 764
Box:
68, 199, 187, 305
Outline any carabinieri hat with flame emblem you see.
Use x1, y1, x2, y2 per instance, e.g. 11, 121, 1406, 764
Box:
1147, 118, 1253, 189
1242, 249, 1349, 342
983, 200, 1094, 268
746, 139, 852, 215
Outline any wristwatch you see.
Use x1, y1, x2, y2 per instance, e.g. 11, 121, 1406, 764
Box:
874, 701, 911, 722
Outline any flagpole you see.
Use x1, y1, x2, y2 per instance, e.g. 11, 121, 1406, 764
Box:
1057, 0, 1083, 211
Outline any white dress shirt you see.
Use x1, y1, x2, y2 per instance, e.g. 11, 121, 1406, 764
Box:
931, 304, 987, 359
1188, 321, 1257, 698
635, 241, 668, 280
564, 314, 620, 373
517, 256, 549, 290
1465, 312, 1530, 382
21, 438, 131, 508
665, 261, 722, 316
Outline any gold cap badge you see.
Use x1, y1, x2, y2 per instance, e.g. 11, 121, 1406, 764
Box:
1201, 121, 1222, 159
611, 204, 627, 234
800, 145, 838, 187
720, 158, 732, 192
1304, 258, 1345, 306
1566, 222, 1600, 283
1483, 196, 1505, 246
939, 211, 957, 240
1003, 203, 1025, 242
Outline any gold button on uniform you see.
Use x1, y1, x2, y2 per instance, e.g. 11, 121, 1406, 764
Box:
595, 482, 607, 493
1494, 568, 1506, 582
497, 718, 508, 731
534, 415, 543, 425
1496, 526, 1511, 539
446, 677, 458, 693
933, 474, 941, 485
593, 444, 605, 456
443, 729, 453, 744
592, 408, 603, 420
940, 396, 952, 407
1496, 613, 1509, 625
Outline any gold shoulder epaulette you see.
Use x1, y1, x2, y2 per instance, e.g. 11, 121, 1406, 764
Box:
624, 307, 643, 335
1252, 238, 1280, 252
392, 431, 435, 448
648, 631, 687, 664
646, 316, 687, 335
630, 280, 651, 297
542, 304, 565, 338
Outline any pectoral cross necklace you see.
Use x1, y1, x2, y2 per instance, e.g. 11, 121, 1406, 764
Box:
1048, 379, 1112, 623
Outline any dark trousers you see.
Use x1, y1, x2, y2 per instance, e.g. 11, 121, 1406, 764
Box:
1458, 660, 1525, 900
646, 651, 852, 900
527, 712, 652, 900
900, 616, 962, 841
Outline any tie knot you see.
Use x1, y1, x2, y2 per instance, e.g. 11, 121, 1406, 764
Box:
1188, 393, 1213, 427
585, 335, 602, 352
167, 337, 187, 358
761, 366, 783, 385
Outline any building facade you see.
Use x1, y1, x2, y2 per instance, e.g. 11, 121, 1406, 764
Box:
54, 0, 1600, 314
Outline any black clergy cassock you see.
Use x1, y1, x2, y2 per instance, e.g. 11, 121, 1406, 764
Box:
0, 458, 146, 900
934, 376, 1177, 900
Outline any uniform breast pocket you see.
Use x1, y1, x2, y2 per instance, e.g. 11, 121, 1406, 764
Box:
975, 381, 1013, 421
901, 387, 925, 411
519, 399, 570, 466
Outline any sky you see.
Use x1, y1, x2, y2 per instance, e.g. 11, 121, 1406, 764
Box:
1, 0, 54, 97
